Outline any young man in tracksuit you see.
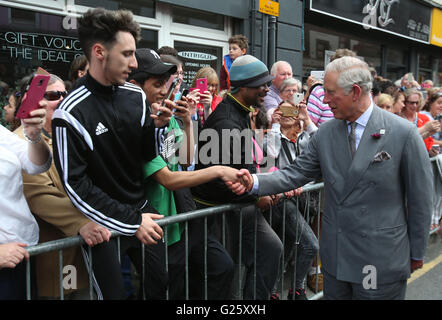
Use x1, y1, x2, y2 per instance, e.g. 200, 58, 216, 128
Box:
52, 8, 174, 299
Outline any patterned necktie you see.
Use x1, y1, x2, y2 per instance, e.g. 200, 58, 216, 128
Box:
349, 122, 356, 158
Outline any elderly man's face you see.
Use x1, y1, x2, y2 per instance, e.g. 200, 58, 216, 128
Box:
273, 63, 292, 90
323, 71, 356, 121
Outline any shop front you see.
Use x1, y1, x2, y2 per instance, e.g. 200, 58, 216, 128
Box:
303, 0, 442, 86
0, 0, 235, 90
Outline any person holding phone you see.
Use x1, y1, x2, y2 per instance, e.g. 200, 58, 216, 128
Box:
128, 48, 235, 299
266, 77, 302, 122
190, 67, 223, 125
263, 99, 319, 300
0, 100, 51, 299
14, 73, 111, 299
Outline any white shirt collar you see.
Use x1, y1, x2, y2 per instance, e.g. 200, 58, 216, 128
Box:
346, 102, 374, 128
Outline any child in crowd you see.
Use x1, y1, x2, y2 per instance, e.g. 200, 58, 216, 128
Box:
219, 34, 248, 92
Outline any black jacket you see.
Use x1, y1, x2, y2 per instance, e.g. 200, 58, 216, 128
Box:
52, 74, 157, 235
191, 94, 258, 205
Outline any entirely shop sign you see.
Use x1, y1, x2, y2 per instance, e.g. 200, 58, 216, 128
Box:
0, 31, 82, 63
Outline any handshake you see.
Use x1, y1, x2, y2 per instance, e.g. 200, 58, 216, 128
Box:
222, 168, 303, 208
221, 168, 254, 195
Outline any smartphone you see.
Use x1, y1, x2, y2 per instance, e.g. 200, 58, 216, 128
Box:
196, 78, 208, 93
292, 92, 304, 105
156, 77, 180, 116
280, 105, 299, 118
16, 71, 50, 119
435, 114, 442, 121
407, 73, 413, 82
182, 88, 189, 97
310, 70, 324, 81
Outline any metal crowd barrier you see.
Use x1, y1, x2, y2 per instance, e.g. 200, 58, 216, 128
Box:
24, 155, 442, 300
25, 182, 325, 301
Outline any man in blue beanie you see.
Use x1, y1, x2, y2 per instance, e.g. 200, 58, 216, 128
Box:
191, 55, 283, 299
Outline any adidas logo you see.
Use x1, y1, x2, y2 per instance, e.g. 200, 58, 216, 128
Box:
95, 122, 109, 136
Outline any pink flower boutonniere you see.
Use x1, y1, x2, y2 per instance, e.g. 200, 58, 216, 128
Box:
371, 129, 385, 139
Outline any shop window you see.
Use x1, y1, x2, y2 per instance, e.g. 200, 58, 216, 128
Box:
172, 6, 224, 31
10, 7, 38, 26
0, 5, 158, 89
174, 41, 222, 87
75, 0, 155, 18
302, 23, 380, 80
139, 29, 158, 51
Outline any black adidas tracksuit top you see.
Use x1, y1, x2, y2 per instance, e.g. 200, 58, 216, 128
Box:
52, 74, 157, 235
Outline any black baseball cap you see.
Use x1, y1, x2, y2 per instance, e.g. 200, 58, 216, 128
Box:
129, 48, 177, 80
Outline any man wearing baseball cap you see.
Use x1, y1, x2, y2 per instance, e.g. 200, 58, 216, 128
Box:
129, 48, 235, 299
191, 55, 283, 299
129, 48, 177, 105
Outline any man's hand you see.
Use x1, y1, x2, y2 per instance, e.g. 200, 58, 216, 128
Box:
225, 168, 254, 195
284, 187, 302, 199
219, 166, 249, 195
256, 196, 274, 211
135, 213, 164, 245
79, 221, 111, 247
410, 259, 424, 273
151, 100, 173, 128
0, 243, 29, 269
174, 98, 191, 126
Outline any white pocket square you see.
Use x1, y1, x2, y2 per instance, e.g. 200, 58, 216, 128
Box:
373, 151, 391, 162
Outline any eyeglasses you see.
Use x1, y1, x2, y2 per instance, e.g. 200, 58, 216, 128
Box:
44, 90, 67, 101
282, 89, 298, 94
405, 100, 419, 105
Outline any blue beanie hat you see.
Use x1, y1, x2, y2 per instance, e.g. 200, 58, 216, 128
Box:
229, 55, 274, 90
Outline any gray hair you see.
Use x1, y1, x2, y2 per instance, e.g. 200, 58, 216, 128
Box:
48, 74, 64, 86
325, 56, 373, 95
270, 61, 291, 76
280, 77, 301, 93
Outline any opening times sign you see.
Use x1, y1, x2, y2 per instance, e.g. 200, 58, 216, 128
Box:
310, 0, 432, 44
0, 31, 82, 63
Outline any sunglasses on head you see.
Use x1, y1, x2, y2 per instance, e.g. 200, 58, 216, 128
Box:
44, 90, 67, 101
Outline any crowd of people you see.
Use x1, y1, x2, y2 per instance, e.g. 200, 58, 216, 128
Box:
0, 7, 441, 301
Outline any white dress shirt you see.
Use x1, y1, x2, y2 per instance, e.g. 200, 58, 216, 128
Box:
0, 125, 51, 245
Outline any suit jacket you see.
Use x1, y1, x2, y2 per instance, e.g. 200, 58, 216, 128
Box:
15, 126, 89, 298
256, 106, 433, 284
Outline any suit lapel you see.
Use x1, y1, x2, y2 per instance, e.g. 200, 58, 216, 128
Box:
340, 106, 387, 202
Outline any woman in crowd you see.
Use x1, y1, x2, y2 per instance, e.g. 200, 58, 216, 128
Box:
2, 90, 21, 131
377, 93, 394, 113
392, 90, 406, 115
420, 89, 442, 232
420, 89, 442, 147
401, 88, 440, 155
263, 99, 319, 300
267, 77, 302, 121
0, 98, 51, 299
190, 67, 222, 125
